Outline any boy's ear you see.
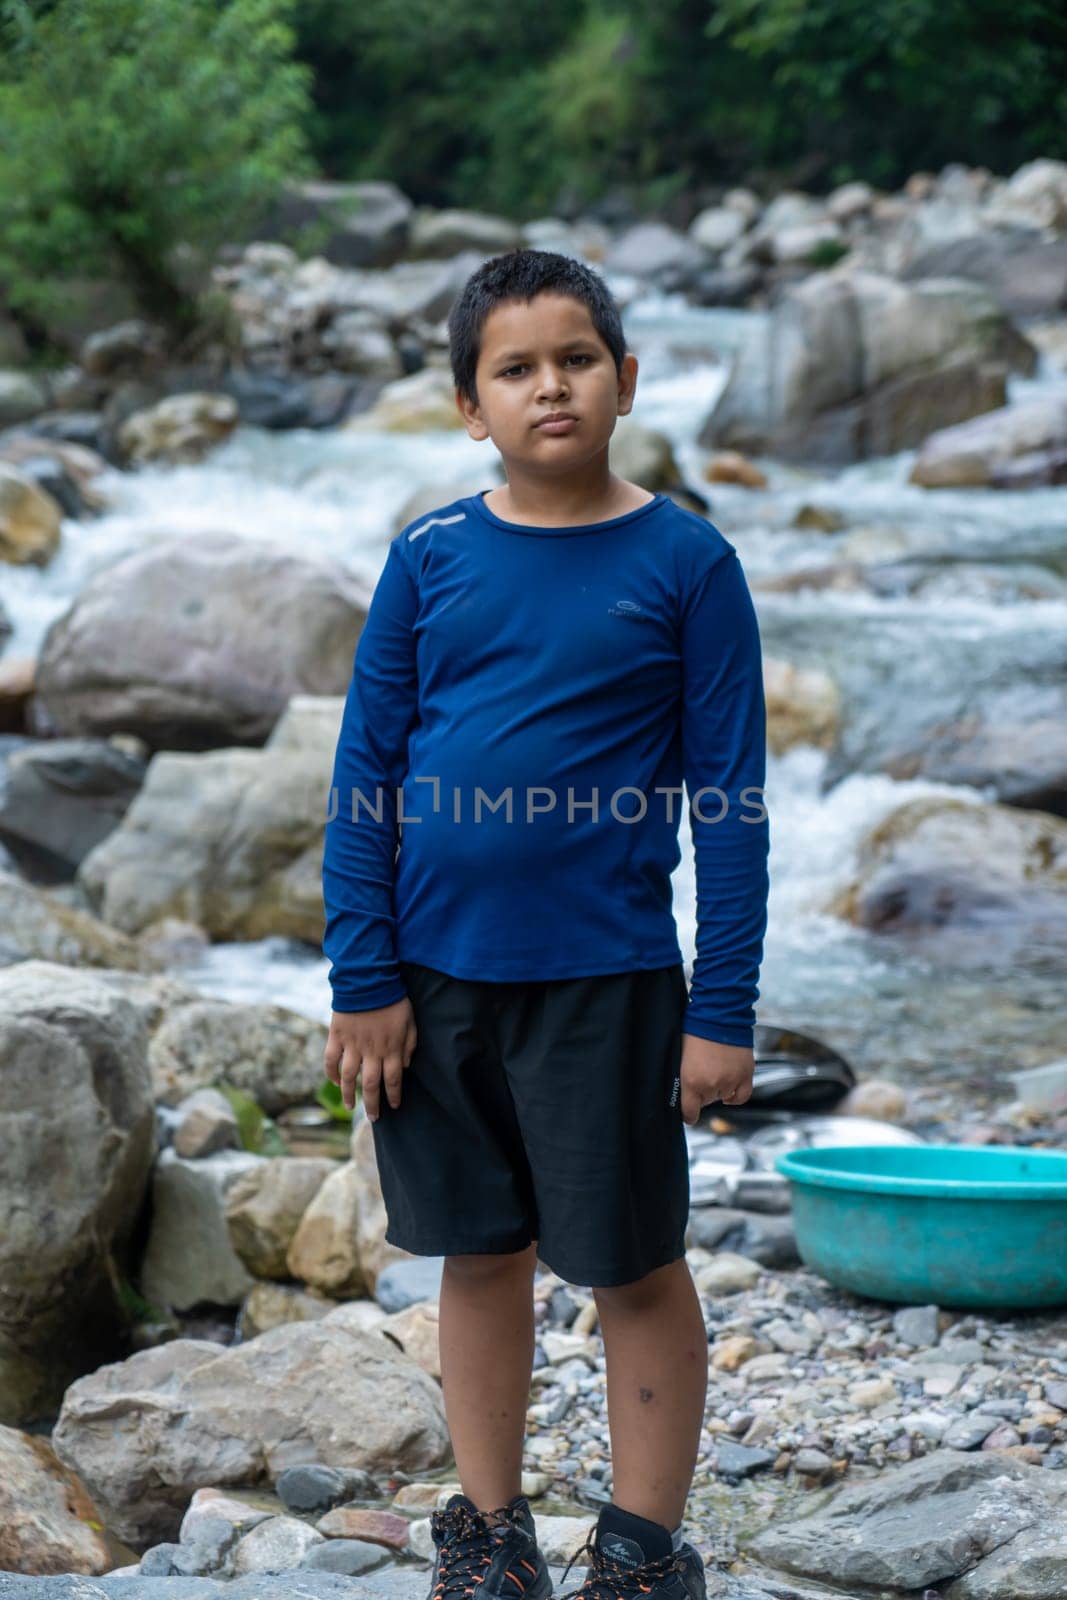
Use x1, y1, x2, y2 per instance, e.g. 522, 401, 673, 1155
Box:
616, 352, 640, 417
455, 387, 491, 441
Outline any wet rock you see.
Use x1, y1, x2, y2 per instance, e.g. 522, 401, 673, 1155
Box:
52, 1318, 450, 1546
0, 462, 62, 565
763, 658, 841, 755
910, 394, 1067, 488
829, 796, 1067, 956
409, 207, 522, 260
0, 963, 155, 1424
116, 392, 238, 466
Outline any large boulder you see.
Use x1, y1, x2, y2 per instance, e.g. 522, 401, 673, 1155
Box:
0, 869, 149, 972
747, 1448, 1067, 1594
0, 962, 156, 1423
699, 270, 1028, 464
76, 696, 341, 939
408, 207, 522, 260
147, 997, 328, 1111
0, 1424, 110, 1575
901, 227, 1067, 319
258, 180, 415, 268
52, 1314, 451, 1547
829, 797, 1067, 962
909, 394, 1067, 488
0, 736, 149, 882
34, 534, 369, 750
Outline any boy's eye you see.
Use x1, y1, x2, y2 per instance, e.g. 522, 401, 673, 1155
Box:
500, 354, 593, 377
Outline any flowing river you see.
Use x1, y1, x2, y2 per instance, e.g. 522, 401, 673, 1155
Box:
5, 289, 1066, 1101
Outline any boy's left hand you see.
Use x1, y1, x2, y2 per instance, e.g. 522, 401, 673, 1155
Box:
679, 1036, 755, 1125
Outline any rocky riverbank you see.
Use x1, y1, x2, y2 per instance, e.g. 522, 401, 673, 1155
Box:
2, 160, 1067, 1595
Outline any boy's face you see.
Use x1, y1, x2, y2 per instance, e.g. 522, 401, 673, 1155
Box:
456, 293, 639, 467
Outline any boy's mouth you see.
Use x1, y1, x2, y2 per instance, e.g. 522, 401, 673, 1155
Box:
535, 413, 579, 432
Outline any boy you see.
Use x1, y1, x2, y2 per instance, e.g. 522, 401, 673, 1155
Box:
322, 249, 770, 1600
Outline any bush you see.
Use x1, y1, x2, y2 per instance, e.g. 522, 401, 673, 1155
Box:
0, 0, 313, 339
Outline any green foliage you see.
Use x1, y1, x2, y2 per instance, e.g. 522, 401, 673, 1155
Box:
294, 0, 1066, 209
217, 1082, 289, 1156
0, 0, 313, 334
315, 1077, 355, 1123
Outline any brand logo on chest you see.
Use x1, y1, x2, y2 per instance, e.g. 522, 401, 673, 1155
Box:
607, 599, 649, 620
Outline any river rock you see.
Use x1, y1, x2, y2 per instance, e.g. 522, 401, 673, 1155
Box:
258, 180, 414, 269
747, 1447, 1067, 1592
76, 698, 341, 938
0, 462, 62, 564
286, 1159, 367, 1298
409, 207, 522, 259
0, 872, 148, 971
699, 270, 1020, 464
52, 1320, 451, 1546
140, 1149, 264, 1311
763, 657, 841, 754
226, 1157, 338, 1278
909, 394, 1067, 487
116, 392, 238, 465
35, 533, 368, 750
0, 1424, 110, 1574
344, 1106, 411, 1293
237, 1281, 335, 1339
0, 432, 109, 519
0, 962, 156, 1423
0, 370, 49, 426
604, 222, 709, 289
901, 227, 1067, 320
608, 416, 683, 491
346, 366, 464, 432
148, 997, 327, 1110
232, 1516, 324, 1574
81, 320, 168, 379
172, 1087, 241, 1158
0, 737, 149, 881
378, 1301, 440, 1378
830, 796, 1067, 955
688, 207, 748, 255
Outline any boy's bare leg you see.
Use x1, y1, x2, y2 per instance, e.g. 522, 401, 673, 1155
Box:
437, 1241, 540, 1515
592, 1256, 708, 1532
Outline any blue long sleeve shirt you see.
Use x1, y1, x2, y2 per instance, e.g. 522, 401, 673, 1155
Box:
322, 488, 770, 1047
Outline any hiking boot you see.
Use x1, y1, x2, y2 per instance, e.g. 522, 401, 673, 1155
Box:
428, 1491, 553, 1600
558, 1503, 706, 1600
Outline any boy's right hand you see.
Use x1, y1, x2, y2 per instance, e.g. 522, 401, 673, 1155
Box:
323, 999, 418, 1120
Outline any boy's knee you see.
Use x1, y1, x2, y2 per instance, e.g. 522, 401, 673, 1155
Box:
443, 1242, 538, 1283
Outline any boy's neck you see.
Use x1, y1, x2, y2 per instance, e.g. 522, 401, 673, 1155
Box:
483, 466, 654, 528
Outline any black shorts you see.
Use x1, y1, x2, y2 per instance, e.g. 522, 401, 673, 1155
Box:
369, 958, 692, 1287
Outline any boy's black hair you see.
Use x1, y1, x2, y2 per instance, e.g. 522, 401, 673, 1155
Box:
447, 248, 628, 406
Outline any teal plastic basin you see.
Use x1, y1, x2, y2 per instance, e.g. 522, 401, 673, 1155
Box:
774, 1144, 1067, 1309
